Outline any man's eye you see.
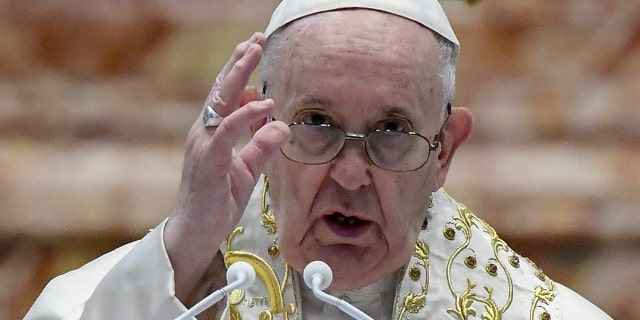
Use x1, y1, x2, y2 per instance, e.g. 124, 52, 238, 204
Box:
300, 112, 331, 126
377, 119, 411, 132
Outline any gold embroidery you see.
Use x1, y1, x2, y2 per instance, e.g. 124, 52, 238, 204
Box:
523, 257, 558, 319
444, 194, 512, 318
267, 244, 280, 257
261, 176, 277, 234
486, 261, 498, 277
397, 240, 430, 318
408, 267, 421, 281
229, 289, 244, 305
449, 280, 477, 319
414, 240, 429, 262
476, 210, 514, 311
509, 255, 520, 268
444, 226, 457, 240
448, 279, 502, 320
390, 192, 561, 319
464, 255, 477, 269
230, 305, 242, 320
402, 292, 427, 314
229, 185, 561, 319
529, 276, 557, 320
224, 227, 297, 319
440, 192, 559, 319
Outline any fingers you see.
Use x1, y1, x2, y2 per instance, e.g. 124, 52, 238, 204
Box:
241, 87, 268, 134
204, 99, 277, 171
203, 97, 289, 183
212, 99, 274, 148
238, 120, 290, 181
204, 33, 266, 117
220, 33, 266, 78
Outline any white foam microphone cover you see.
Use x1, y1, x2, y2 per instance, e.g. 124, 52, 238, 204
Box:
303, 260, 333, 290
226, 261, 256, 290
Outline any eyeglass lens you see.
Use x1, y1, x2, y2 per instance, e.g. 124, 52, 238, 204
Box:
281, 124, 433, 171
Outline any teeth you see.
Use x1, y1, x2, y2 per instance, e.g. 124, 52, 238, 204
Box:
333, 213, 360, 226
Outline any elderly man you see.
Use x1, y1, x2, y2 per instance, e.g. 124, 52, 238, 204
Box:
26, 0, 612, 319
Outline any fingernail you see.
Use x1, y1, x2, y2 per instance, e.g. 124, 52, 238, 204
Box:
249, 32, 259, 42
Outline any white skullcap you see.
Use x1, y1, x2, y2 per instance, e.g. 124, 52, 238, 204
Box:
264, 0, 459, 50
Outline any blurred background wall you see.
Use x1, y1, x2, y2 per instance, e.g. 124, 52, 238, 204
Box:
1, 0, 638, 318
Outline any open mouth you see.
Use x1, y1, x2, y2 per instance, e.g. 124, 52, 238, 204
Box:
328, 213, 365, 226
324, 212, 370, 237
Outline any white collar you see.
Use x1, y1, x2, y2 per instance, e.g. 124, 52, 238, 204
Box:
299, 269, 401, 319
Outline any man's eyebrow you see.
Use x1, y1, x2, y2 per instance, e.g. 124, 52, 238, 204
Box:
381, 106, 417, 119
300, 96, 334, 106
299, 97, 419, 118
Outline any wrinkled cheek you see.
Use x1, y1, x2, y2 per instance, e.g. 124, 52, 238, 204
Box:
387, 224, 421, 259
266, 162, 313, 212
266, 171, 297, 222
276, 226, 312, 273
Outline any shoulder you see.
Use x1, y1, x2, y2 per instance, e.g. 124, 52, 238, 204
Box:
25, 239, 139, 319
406, 190, 612, 319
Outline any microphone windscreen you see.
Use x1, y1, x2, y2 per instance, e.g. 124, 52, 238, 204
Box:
226, 261, 256, 290
303, 260, 333, 290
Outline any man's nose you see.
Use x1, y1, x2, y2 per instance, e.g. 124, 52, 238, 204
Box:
329, 141, 372, 190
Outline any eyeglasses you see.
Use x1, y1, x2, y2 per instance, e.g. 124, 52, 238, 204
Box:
280, 122, 443, 172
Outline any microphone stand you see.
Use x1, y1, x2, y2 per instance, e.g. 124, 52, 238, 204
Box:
174, 261, 256, 320
304, 261, 374, 320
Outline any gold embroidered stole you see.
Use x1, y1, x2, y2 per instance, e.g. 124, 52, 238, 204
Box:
219, 177, 558, 319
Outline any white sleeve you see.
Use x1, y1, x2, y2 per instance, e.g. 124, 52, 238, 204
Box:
556, 282, 612, 320
24, 219, 188, 320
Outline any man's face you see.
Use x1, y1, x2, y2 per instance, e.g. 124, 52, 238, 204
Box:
265, 9, 445, 290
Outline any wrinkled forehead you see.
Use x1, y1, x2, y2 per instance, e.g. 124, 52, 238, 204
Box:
265, 0, 458, 51
278, 10, 442, 74
264, 10, 445, 129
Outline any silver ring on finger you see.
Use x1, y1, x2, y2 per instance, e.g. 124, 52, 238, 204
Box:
203, 105, 224, 127
212, 74, 224, 91
210, 89, 227, 108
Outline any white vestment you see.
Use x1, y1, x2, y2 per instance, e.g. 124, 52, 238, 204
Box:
25, 177, 612, 319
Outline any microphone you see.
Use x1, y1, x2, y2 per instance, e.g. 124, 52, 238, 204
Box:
303, 261, 374, 320
174, 261, 256, 320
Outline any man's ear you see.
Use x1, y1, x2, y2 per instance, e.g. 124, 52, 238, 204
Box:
241, 86, 265, 136
434, 107, 473, 190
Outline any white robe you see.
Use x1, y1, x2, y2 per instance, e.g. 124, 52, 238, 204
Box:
25, 177, 612, 319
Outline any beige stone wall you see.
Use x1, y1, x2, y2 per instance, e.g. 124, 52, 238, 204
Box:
1, 0, 638, 318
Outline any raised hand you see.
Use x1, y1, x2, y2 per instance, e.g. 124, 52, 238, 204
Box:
164, 33, 289, 301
